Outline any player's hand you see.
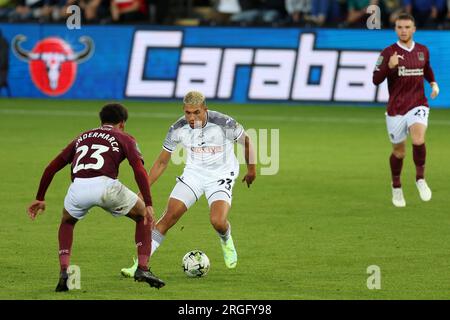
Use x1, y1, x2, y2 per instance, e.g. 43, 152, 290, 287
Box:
388, 51, 404, 69
431, 82, 440, 99
242, 170, 256, 188
27, 200, 46, 221
144, 206, 155, 228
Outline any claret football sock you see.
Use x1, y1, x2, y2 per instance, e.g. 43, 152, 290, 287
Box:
413, 143, 426, 181
151, 229, 164, 255
121, 228, 164, 278
58, 221, 75, 272
390, 153, 403, 188
135, 215, 151, 271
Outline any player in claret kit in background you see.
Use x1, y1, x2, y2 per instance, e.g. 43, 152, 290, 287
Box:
372, 13, 440, 208
27, 103, 165, 291
121, 91, 256, 278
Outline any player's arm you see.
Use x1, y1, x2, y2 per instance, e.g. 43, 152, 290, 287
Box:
124, 139, 153, 208
237, 132, 256, 188
147, 149, 172, 187
424, 48, 439, 99
130, 160, 152, 207
27, 141, 75, 220
430, 81, 439, 99
148, 124, 178, 186
373, 49, 399, 85
128, 158, 155, 226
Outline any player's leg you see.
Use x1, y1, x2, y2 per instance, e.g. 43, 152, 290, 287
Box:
97, 178, 150, 280
118, 198, 148, 279
99, 178, 152, 270
125, 198, 165, 288
209, 199, 237, 269
391, 141, 406, 188
96, 177, 163, 287
386, 113, 407, 207
407, 106, 431, 201
410, 122, 427, 181
120, 197, 188, 278
210, 200, 230, 234
409, 122, 431, 201
58, 209, 78, 273
125, 197, 152, 272
55, 208, 78, 292
152, 176, 200, 253
206, 172, 238, 268
390, 142, 406, 207
57, 180, 92, 292
120, 178, 197, 278
152, 197, 189, 251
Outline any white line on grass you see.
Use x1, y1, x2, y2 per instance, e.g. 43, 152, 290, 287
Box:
1, 108, 450, 126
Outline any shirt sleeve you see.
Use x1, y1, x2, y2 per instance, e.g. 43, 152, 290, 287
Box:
60, 139, 77, 163
424, 47, 436, 84
122, 136, 152, 206
373, 48, 396, 85
122, 135, 144, 165
131, 162, 152, 207
224, 116, 245, 142
35, 140, 75, 201
162, 125, 180, 153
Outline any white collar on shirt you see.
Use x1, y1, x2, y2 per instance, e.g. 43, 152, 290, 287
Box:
397, 41, 415, 52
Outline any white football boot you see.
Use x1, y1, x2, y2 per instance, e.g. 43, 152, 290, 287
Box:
392, 187, 406, 207
416, 179, 432, 202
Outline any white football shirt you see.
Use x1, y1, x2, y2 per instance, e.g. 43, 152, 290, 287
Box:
163, 110, 244, 174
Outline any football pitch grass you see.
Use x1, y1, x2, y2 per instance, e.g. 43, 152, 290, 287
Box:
1, 98, 450, 300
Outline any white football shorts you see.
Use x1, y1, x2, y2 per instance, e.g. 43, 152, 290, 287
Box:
385, 106, 429, 144
64, 176, 138, 220
169, 167, 239, 209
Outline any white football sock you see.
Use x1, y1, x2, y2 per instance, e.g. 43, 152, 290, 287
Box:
217, 223, 231, 242
151, 229, 165, 256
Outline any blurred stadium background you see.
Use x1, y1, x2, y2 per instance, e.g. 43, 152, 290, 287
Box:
1, 1, 450, 28
0, 0, 449, 300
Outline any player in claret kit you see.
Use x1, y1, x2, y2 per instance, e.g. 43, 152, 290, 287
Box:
27, 103, 165, 291
372, 13, 440, 207
121, 91, 256, 277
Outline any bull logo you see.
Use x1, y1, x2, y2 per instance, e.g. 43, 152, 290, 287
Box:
12, 35, 94, 96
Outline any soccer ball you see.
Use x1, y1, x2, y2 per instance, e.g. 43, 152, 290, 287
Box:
182, 250, 210, 277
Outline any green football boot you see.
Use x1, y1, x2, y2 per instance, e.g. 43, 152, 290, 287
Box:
120, 257, 138, 278
220, 236, 237, 269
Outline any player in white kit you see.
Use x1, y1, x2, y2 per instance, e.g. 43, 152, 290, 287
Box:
121, 91, 256, 276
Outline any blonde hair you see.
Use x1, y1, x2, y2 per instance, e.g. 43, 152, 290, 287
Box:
183, 91, 206, 106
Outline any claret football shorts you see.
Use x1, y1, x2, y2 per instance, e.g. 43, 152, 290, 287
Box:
64, 176, 138, 220
169, 167, 239, 209
385, 106, 429, 144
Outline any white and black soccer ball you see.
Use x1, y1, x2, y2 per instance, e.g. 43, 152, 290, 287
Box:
182, 250, 210, 278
